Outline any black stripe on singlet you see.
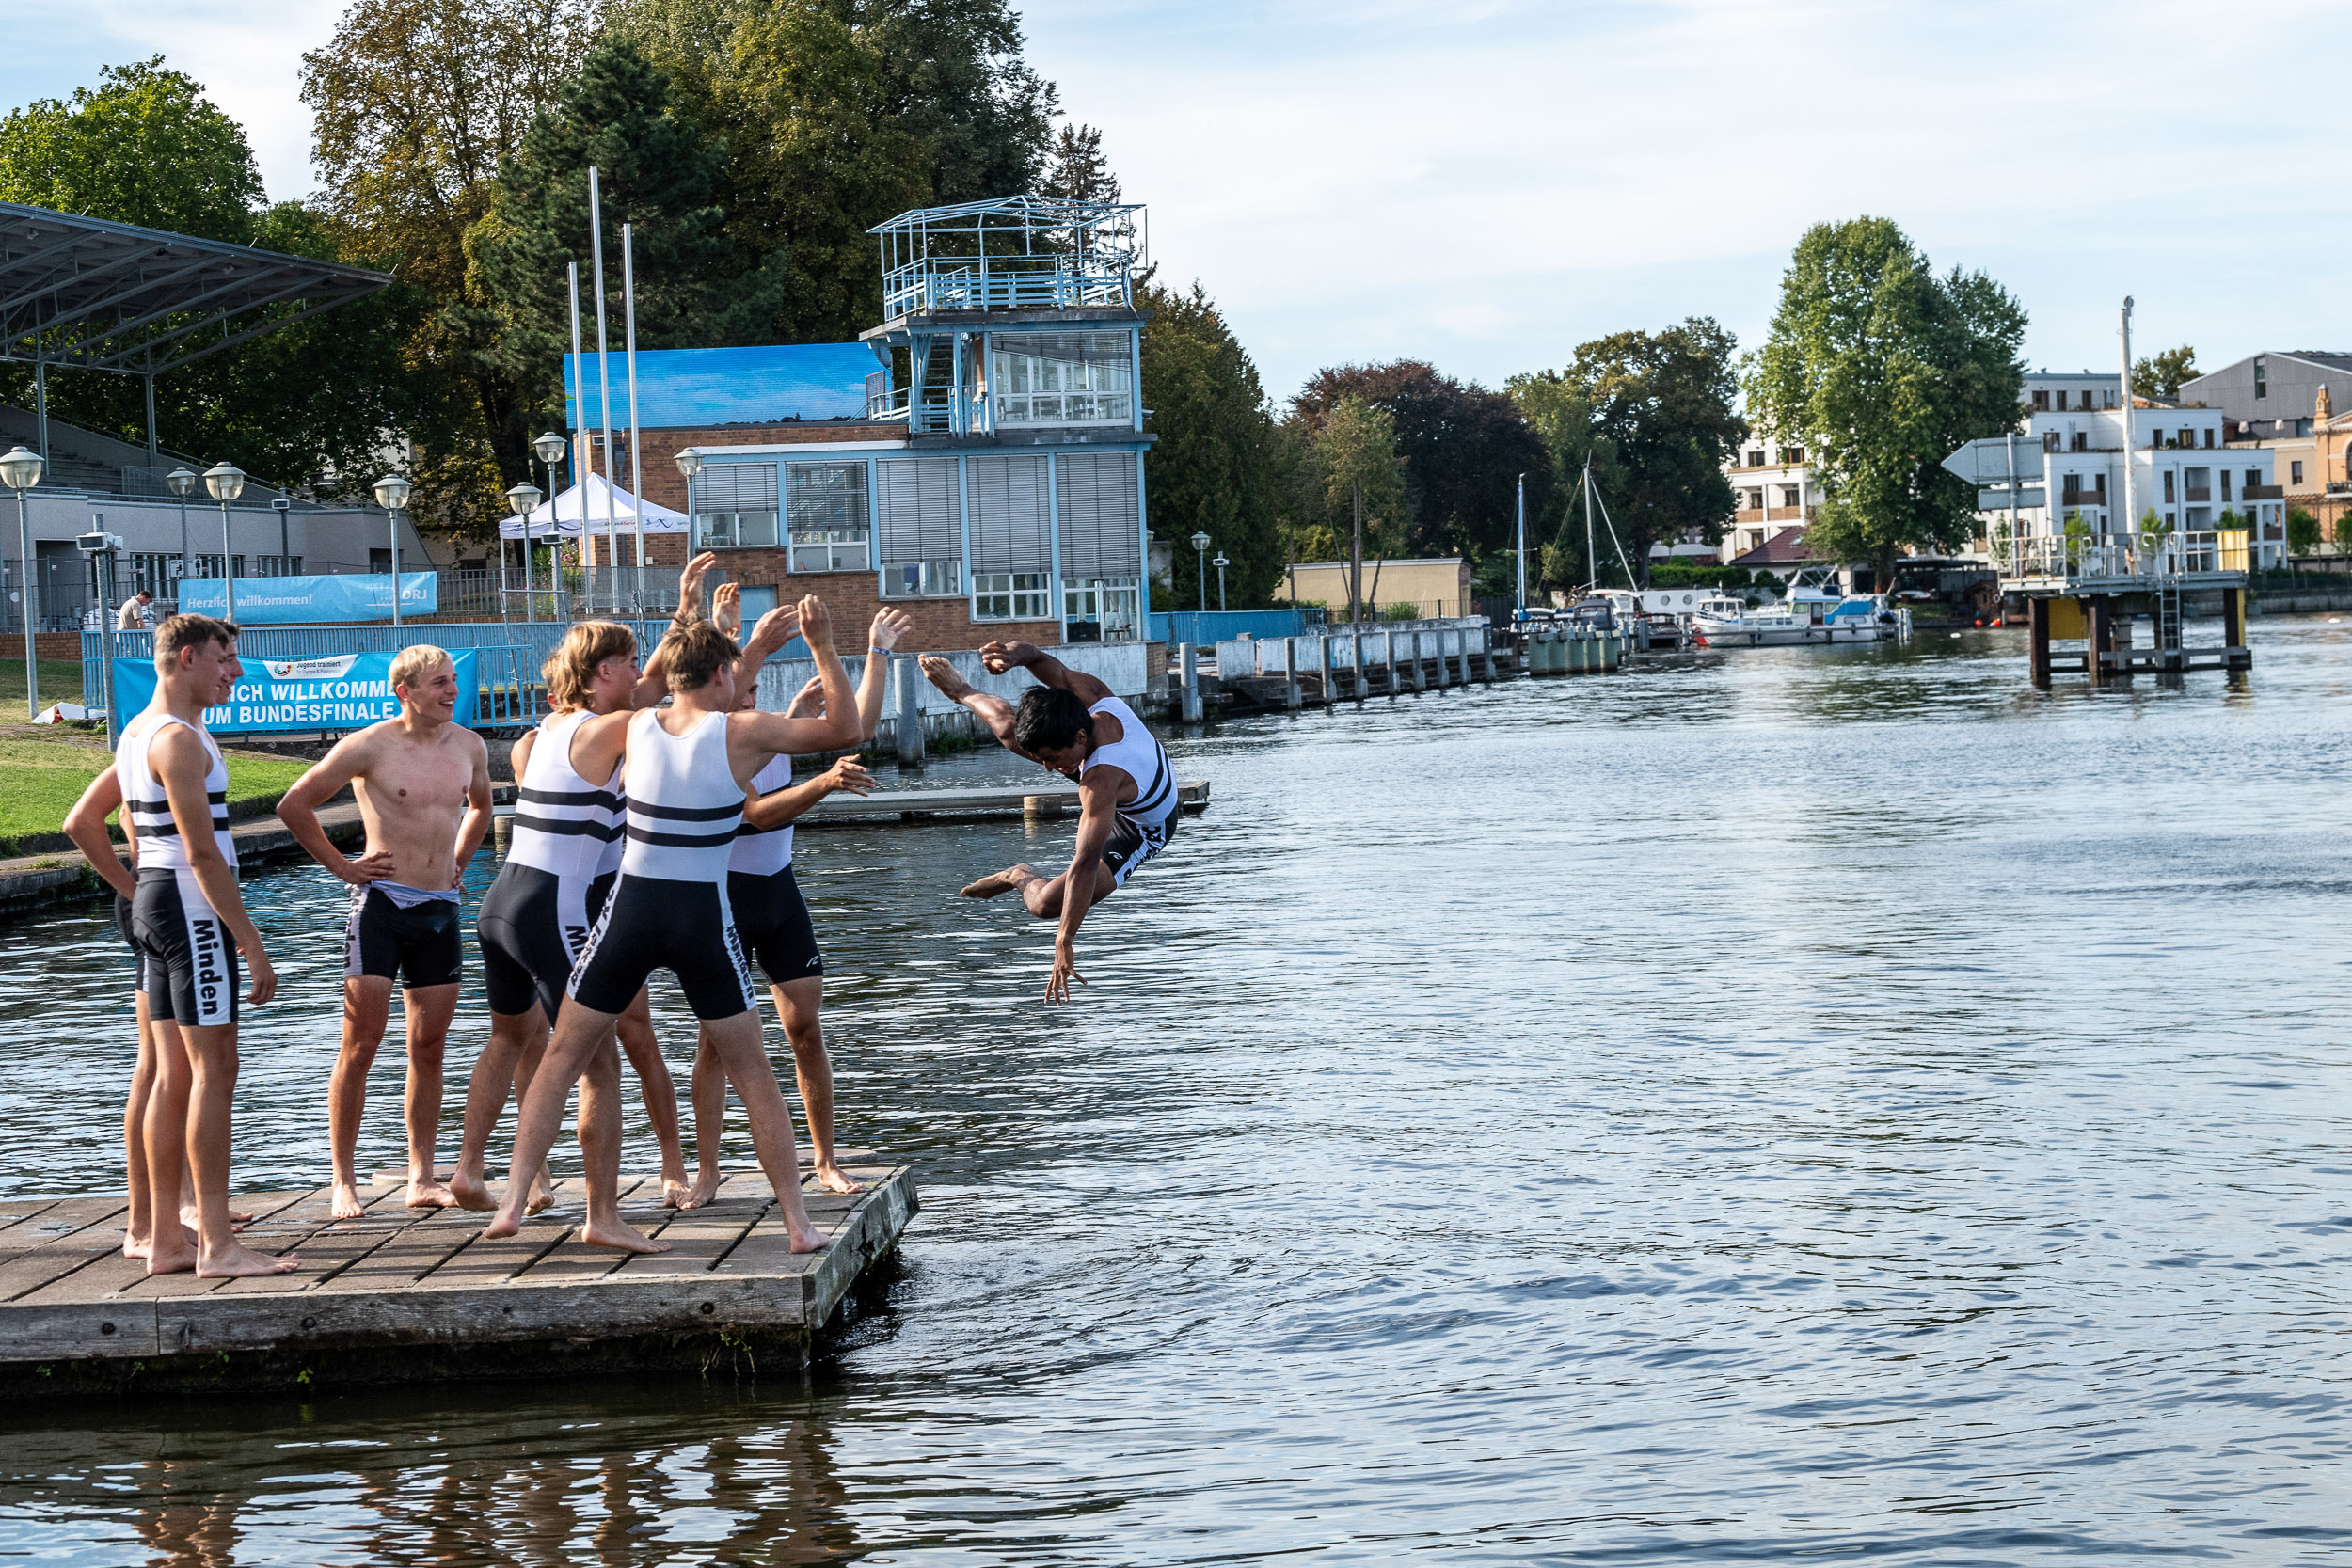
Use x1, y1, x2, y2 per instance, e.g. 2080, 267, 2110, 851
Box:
516, 784, 623, 810
1128, 755, 1173, 815
127, 791, 228, 810
628, 800, 744, 822
511, 815, 625, 840
626, 824, 741, 848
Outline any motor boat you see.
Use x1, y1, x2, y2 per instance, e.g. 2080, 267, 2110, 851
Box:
1692, 578, 1900, 647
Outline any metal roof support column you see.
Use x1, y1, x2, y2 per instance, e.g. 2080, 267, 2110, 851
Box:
143, 372, 158, 466
33, 357, 46, 465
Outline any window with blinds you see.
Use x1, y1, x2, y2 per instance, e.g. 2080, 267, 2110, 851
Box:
785, 462, 870, 572
1054, 451, 1141, 578
695, 463, 780, 549
876, 457, 963, 597
966, 455, 1051, 576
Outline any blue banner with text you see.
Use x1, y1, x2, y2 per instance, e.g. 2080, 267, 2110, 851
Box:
112, 648, 477, 735
175, 573, 437, 624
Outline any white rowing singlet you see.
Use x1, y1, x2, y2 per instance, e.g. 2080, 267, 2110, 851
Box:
507, 709, 625, 885
1082, 696, 1178, 847
116, 712, 235, 869
619, 709, 744, 882
728, 752, 796, 878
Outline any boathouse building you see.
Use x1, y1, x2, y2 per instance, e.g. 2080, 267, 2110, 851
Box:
610, 196, 1154, 651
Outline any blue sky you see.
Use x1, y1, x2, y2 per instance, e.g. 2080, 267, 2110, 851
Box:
8, 0, 2341, 406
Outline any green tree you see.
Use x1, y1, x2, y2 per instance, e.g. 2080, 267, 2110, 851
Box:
1292, 360, 1548, 561
1281, 395, 1407, 621
1746, 216, 2026, 591
1044, 122, 1120, 203
1507, 372, 1598, 591
463, 38, 785, 502
0, 58, 438, 495
302, 0, 597, 529
623, 0, 1056, 343
2132, 345, 2198, 401
1137, 281, 1280, 609
2285, 506, 2322, 557
1509, 317, 1744, 583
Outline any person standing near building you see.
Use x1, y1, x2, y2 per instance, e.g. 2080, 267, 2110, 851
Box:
275, 645, 494, 1218
117, 588, 156, 630
113, 613, 294, 1277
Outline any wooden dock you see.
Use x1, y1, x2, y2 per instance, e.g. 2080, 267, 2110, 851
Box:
0, 1158, 914, 1398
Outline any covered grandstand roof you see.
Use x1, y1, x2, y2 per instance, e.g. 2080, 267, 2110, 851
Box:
0, 201, 390, 377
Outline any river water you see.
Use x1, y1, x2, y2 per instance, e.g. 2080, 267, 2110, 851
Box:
1, 624, 2348, 1564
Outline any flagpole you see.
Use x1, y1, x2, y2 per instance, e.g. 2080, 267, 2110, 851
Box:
590, 166, 618, 616
568, 259, 586, 617
624, 220, 644, 614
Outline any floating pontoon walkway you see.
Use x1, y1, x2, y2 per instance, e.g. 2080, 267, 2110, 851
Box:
0, 1159, 914, 1398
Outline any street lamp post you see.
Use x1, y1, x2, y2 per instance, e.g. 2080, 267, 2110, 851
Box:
2, 444, 43, 720
504, 483, 541, 626
201, 462, 245, 621
1214, 553, 1229, 613
373, 475, 414, 630
1190, 531, 1210, 613
675, 449, 704, 615
533, 431, 568, 622
166, 467, 197, 603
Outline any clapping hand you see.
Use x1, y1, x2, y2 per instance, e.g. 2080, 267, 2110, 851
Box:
818, 757, 875, 797
796, 595, 834, 650
869, 608, 913, 653
786, 676, 825, 719
712, 581, 742, 637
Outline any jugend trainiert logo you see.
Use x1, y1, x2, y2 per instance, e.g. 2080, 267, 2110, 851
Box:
264, 655, 362, 681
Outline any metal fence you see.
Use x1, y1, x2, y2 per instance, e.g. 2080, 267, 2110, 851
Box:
1994, 530, 2246, 579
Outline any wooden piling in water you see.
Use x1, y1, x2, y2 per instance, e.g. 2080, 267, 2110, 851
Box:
2027, 597, 2052, 687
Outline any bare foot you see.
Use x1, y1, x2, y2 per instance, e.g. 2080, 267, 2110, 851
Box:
181, 1202, 252, 1228
787, 1217, 828, 1255
146, 1240, 198, 1276
961, 863, 1038, 899
329, 1180, 366, 1221
526, 1168, 557, 1214
483, 1201, 526, 1240
447, 1168, 497, 1212
812, 1163, 866, 1195
405, 1180, 457, 1210
196, 1241, 301, 1278
661, 1174, 693, 1210
918, 654, 972, 700
124, 1223, 199, 1260
681, 1168, 722, 1210
581, 1217, 671, 1254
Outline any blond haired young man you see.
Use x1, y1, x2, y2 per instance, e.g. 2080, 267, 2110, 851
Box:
110, 613, 293, 1277
278, 643, 494, 1216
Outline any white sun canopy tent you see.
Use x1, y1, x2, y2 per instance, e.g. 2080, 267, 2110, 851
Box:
500, 471, 689, 560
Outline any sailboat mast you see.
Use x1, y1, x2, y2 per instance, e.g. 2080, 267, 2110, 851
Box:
1583, 458, 1597, 591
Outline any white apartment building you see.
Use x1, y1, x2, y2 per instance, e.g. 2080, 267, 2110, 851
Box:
1721, 436, 1814, 561
1947, 388, 2287, 569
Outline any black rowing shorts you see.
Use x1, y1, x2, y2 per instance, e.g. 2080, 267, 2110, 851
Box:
131, 868, 239, 1028
569, 872, 758, 1022
475, 865, 617, 1024
343, 885, 463, 990
1101, 814, 1172, 889
114, 891, 147, 990
729, 865, 823, 988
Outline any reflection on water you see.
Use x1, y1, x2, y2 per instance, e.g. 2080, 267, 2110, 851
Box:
2, 624, 2350, 1561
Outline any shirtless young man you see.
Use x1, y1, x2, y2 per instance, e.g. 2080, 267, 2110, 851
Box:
485, 599, 863, 1254
678, 596, 908, 1204
277, 645, 493, 1217
111, 613, 294, 1277
922, 641, 1180, 1003
447, 554, 752, 1215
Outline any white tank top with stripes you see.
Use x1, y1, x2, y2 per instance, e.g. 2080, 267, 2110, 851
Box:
507, 709, 625, 885
619, 708, 744, 882
728, 752, 797, 878
116, 712, 236, 869
1082, 697, 1178, 846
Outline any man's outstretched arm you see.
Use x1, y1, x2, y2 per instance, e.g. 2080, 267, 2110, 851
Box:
1045, 773, 1120, 1004
979, 641, 1112, 705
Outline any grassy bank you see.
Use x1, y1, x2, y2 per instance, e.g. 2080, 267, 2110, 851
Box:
0, 659, 87, 710
0, 724, 313, 856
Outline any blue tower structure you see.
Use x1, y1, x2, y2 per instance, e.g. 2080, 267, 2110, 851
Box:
859, 195, 1153, 641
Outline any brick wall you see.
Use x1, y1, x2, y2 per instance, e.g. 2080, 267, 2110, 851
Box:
635, 421, 904, 515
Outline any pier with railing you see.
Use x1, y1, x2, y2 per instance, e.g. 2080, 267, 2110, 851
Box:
1994, 528, 2251, 684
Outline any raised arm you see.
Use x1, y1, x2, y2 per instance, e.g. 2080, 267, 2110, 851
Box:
62, 766, 134, 901
737, 595, 859, 758
855, 609, 914, 739
156, 724, 275, 1004
630, 552, 724, 707
980, 640, 1112, 705
276, 733, 396, 886
1046, 771, 1122, 1004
